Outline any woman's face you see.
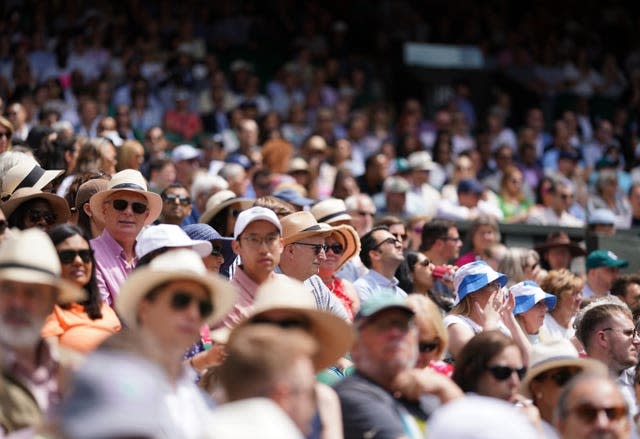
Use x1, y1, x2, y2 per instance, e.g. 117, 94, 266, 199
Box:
412, 254, 434, 291
472, 225, 497, 254
319, 236, 343, 277
476, 345, 523, 402
556, 288, 582, 318
416, 325, 440, 368
522, 257, 540, 281
470, 280, 501, 310
21, 199, 57, 231
56, 233, 92, 287
505, 170, 523, 195
203, 241, 225, 274
518, 301, 548, 334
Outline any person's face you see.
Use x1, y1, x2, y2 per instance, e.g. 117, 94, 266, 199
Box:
349, 202, 375, 236
228, 171, 249, 197
156, 163, 176, 188
146, 128, 168, 156
56, 234, 92, 287
412, 254, 434, 292
530, 366, 582, 423
161, 187, 192, 225
554, 186, 574, 212
518, 301, 548, 334
202, 240, 225, 274
557, 378, 630, 439
0, 279, 56, 348
546, 246, 572, 270
138, 279, 211, 351
20, 199, 57, 231
388, 223, 408, 249
407, 220, 425, 252
100, 144, 117, 175
225, 202, 246, 237
416, 321, 440, 368
232, 221, 283, 282
476, 345, 523, 402
175, 158, 200, 184
623, 283, 640, 314
102, 191, 150, 239
594, 267, 620, 292
371, 230, 404, 267
439, 227, 463, 260
319, 236, 343, 276
556, 288, 583, 318
458, 191, 481, 209
353, 309, 418, 376
523, 257, 540, 281
602, 312, 640, 372
289, 235, 327, 280
472, 225, 497, 254
505, 170, 523, 194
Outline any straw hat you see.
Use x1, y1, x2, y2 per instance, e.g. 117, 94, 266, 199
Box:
1, 187, 71, 225
0, 228, 85, 303
116, 249, 237, 329
237, 276, 354, 371
1, 160, 63, 197
311, 198, 352, 225
519, 339, 607, 398
534, 232, 586, 258
280, 211, 333, 246
198, 190, 253, 226
330, 224, 360, 271
89, 170, 162, 226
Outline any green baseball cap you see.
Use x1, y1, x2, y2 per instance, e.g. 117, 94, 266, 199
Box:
355, 292, 414, 326
586, 250, 628, 270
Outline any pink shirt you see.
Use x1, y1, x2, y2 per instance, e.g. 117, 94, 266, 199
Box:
91, 230, 137, 306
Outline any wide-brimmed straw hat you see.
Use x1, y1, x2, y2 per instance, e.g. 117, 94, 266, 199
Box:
534, 232, 586, 258
519, 339, 607, 398
329, 225, 360, 271
198, 190, 253, 226
311, 198, 352, 225
280, 211, 333, 246
1, 187, 70, 225
0, 228, 85, 303
89, 170, 162, 226
116, 249, 237, 329
1, 159, 63, 198
237, 276, 354, 371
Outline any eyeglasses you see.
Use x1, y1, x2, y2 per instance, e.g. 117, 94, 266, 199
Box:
0, 220, 6, 234
392, 233, 407, 241
241, 233, 280, 248
601, 327, 639, 340
163, 194, 191, 205
27, 209, 57, 225
534, 368, 579, 387
58, 249, 93, 264
293, 242, 328, 255
170, 291, 214, 318
569, 403, 627, 423
0, 132, 9, 139
373, 237, 401, 250
326, 243, 344, 255
229, 208, 241, 218
365, 316, 416, 333
251, 317, 311, 331
487, 365, 526, 381
210, 245, 223, 257
107, 199, 148, 214
418, 340, 439, 353
357, 211, 375, 217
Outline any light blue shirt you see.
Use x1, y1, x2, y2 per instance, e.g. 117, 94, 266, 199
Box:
354, 269, 407, 304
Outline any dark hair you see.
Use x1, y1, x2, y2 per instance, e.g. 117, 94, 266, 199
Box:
375, 215, 403, 228
359, 226, 389, 269
611, 275, 640, 299
209, 205, 231, 237
420, 219, 455, 252
8, 198, 54, 230
452, 330, 519, 393
72, 173, 110, 237
160, 182, 187, 198
47, 224, 102, 319
575, 302, 631, 350
395, 251, 422, 293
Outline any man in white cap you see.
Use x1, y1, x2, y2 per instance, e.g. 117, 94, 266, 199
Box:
0, 229, 85, 434
89, 169, 163, 305
171, 144, 202, 190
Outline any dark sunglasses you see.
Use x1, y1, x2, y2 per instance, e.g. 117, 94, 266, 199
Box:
58, 249, 93, 264
326, 243, 344, 254
535, 368, 578, 387
229, 209, 241, 218
416, 258, 432, 267
294, 242, 328, 255
570, 403, 627, 423
170, 291, 214, 318
487, 365, 526, 381
418, 341, 439, 353
163, 194, 191, 205
109, 199, 148, 214
0, 219, 6, 234
211, 245, 223, 257
28, 209, 57, 225
251, 317, 311, 331
0, 132, 9, 139
393, 233, 408, 241
373, 237, 401, 250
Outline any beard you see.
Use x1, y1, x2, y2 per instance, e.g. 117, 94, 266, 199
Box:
0, 310, 45, 349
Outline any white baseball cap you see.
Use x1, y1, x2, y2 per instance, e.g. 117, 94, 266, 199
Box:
171, 144, 202, 163
233, 207, 282, 239
135, 224, 212, 260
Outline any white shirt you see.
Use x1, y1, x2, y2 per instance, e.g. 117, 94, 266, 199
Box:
542, 313, 575, 340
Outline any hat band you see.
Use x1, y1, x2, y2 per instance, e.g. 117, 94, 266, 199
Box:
15, 166, 45, 191
0, 261, 57, 277
301, 224, 323, 232
531, 354, 578, 368
317, 210, 349, 223
111, 183, 145, 191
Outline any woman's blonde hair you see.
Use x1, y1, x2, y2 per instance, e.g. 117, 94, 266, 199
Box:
406, 294, 448, 360
498, 247, 539, 287
539, 268, 583, 299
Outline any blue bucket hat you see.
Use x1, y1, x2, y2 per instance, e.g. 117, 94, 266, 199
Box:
510, 280, 557, 315
453, 260, 507, 304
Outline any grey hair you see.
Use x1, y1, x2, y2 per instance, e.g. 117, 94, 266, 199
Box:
191, 172, 229, 200
498, 247, 539, 287
218, 163, 245, 181
345, 193, 376, 213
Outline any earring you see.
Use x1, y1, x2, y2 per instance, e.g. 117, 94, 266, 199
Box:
536, 392, 543, 400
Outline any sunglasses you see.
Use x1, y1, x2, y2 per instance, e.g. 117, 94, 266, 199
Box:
416, 258, 432, 267
373, 237, 401, 250
251, 317, 311, 331
535, 368, 578, 387
357, 211, 375, 217
570, 403, 627, 423
211, 245, 223, 257
487, 365, 526, 381
163, 194, 191, 205
27, 209, 57, 225
293, 242, 328, 255
326, 243, 344, 254
108, 199, 148, 214
170, 291, 214, 318
393, 233, 408, 241
58, 249, 93, 264
229, 209, 241, 218
0, 219, 6, 234
418, 341, 439, 353
0, 132, 9, 139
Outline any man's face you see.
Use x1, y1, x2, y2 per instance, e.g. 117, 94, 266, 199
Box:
161, 187, 192, 225
458, 192, 481, 209
137, 279, 210, 351
102, 191, 150, 240
388, 224, 407, 249
370, 230, 404, 269
146, 127, 168, 157
557, 378, 630, 439
232, 221, 283, 283
175, 158, 199, 185
439, 227, 462, 260
546, 247, 572, 270
353, 309, 418, 377
602, 312, 639, 373
228, 170, 249, 197
285, 235, 327, 281
553, 185, 574, 212
384, 192, 406, 215
348, 201, 375, 237
623, 283, 640, 314
0, 279, 56, 348
594, 266, 620, 292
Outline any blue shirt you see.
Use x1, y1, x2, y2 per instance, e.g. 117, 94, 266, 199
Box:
354, 269, 407, 304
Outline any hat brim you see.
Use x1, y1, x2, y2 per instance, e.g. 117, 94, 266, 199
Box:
0, 267, 86, 304
520, 357, 608, 398
199, 198, 253, 226
283, 223, 333, 246
116, 269, 236, 330
90, 189, 163, 226
513, 293, 557, 315
2, 191, 71, 225
534, 242, 586, 257
330, 225, 360, 271
241, 307, 354, 371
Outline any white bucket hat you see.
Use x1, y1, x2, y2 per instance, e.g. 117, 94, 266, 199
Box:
135, 224, 212, 260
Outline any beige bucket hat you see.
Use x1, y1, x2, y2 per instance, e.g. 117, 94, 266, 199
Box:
280, 211, 332, 246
